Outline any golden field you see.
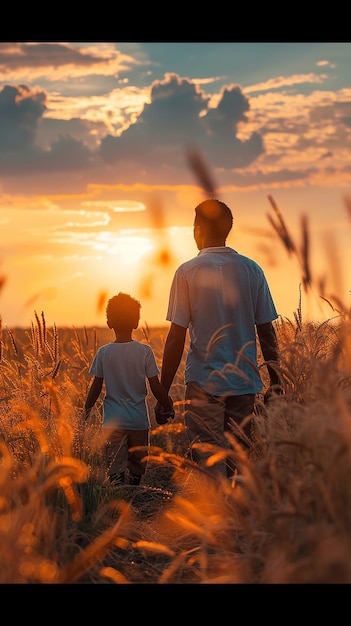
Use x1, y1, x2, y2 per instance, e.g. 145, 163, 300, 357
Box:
0, 305, 351, 584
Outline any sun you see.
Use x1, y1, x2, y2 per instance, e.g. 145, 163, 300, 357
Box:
93, 231, 154, 264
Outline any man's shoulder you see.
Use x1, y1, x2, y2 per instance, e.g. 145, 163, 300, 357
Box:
235, 252, 263, 270
175, 255, 200, 272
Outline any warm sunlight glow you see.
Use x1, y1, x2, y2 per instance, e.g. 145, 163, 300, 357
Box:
80, 200, 146, 213
94, 233, 154, 263
112, 201, 146, 213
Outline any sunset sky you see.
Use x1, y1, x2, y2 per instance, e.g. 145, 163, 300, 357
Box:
0, 41, 350, 329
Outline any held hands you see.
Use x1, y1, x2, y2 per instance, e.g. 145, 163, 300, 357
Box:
155, 396, 175, 425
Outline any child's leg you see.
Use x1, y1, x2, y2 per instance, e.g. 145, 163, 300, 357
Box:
126, 429, 150, 484
104, 429, 128, 484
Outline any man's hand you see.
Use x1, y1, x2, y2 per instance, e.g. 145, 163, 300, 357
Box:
155, 397, 175, 425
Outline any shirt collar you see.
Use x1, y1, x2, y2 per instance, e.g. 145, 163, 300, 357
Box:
198, 246, 236, 255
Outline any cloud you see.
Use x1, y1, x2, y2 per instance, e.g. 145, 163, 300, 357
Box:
0, 42, 138, 82
0, 84, 46, 151
36, 117, 109, 151
0, 47, 350, 195
204, 85, 264, 167
43, 135, 94, 171
0, 84, 95, 175
100, 73, 264, 172
80, 200, 146, 212
0, 73, 264, 184
245, 72, 328, 94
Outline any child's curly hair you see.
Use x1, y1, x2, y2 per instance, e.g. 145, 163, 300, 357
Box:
106, 292, 141, 331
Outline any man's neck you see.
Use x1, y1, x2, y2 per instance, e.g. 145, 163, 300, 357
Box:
199, 239, 226, 249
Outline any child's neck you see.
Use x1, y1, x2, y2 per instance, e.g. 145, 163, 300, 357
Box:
113, 330, 133, 343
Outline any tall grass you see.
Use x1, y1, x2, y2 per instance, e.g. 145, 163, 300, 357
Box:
0, 300, 351, 583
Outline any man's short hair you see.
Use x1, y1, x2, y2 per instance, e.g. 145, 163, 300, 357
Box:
194, 198, 233, 239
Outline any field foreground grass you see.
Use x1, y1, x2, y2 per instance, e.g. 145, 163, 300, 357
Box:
0, 313, 351, 584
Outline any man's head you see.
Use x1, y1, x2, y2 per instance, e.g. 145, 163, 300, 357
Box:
106, 292, 141, 331
193, 199, 233, 249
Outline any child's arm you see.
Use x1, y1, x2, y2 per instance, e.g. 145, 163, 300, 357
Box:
148, 375, 174, 423
84, 376, 103, 420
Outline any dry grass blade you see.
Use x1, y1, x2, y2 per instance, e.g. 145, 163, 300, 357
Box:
133, 540, 175, 557
51, 359, 62, 379
319, 295, 338, 313
97, 290, 108, 315
267, 194, 297, 255
186, 147, 218, 197
100, 566, 130, 584
0, 276, 6, 293
53, 322, 59, 362
59, 500, 132, 583
321, 294, 346, 316
6, 325, 18, 357
141, 322, 150, 343
41, 311, 47, 344
344, 194, 351, 220
300, 214, 312, 291
205, 323, 233, 360
293, 284, 303, 331
34, 310, 44, 352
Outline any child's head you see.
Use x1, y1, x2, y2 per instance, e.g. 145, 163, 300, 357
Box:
106, 292, 141, 332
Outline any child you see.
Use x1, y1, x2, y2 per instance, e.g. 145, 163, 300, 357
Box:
84, 292, 174, 486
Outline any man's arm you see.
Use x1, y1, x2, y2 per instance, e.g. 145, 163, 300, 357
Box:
160, 322, 187, 393
256, 321, 281, 387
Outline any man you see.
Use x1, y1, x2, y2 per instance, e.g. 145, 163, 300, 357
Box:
156, 198, 281, 478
